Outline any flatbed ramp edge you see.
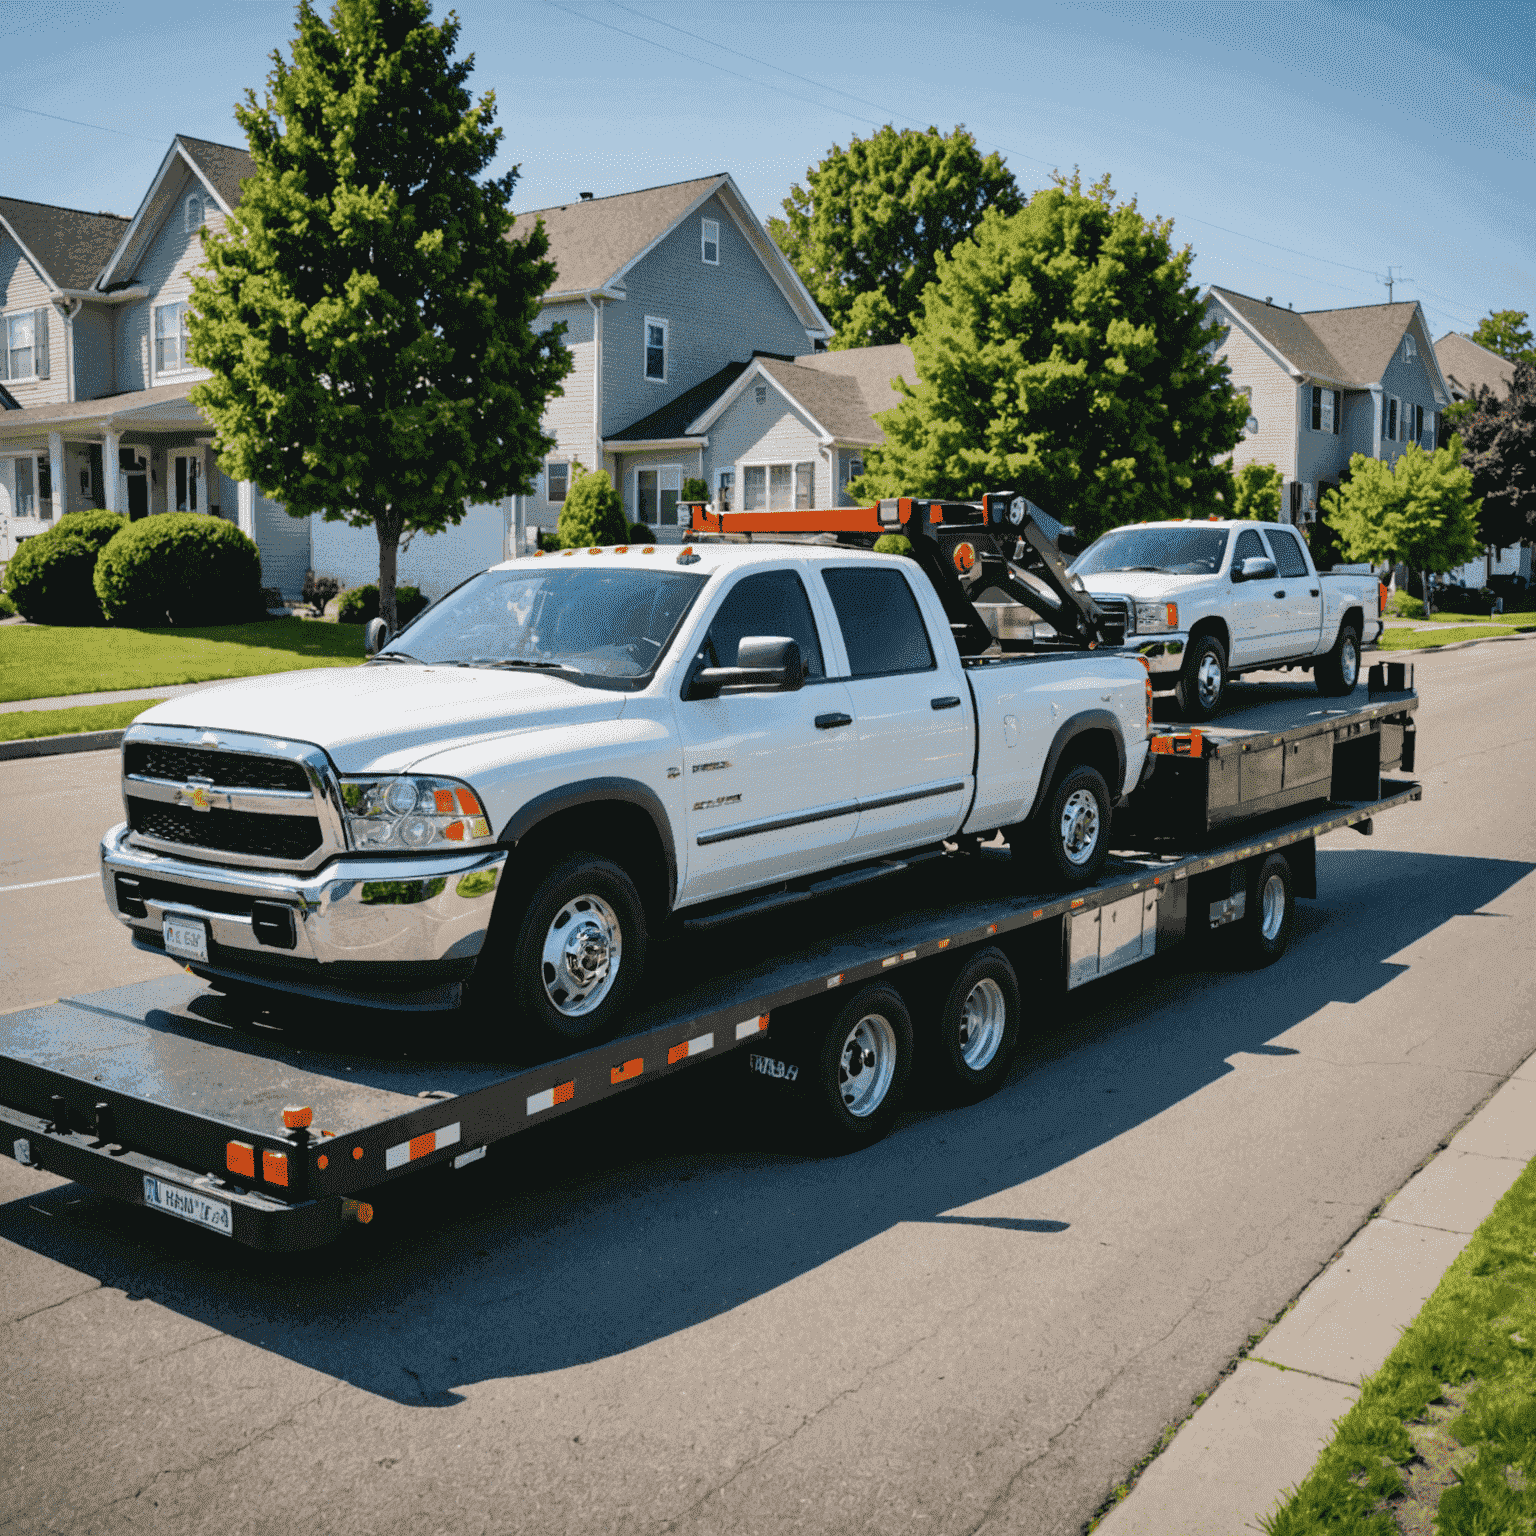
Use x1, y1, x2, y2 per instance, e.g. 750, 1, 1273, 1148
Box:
0, 687, 1421, 1251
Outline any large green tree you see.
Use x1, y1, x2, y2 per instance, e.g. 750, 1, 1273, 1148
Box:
768, 125, 1021, 350
851, 173, 1247, 538
1459, 360, 1536, 551
188, 0, 571, 630
1471, 309, 1535, 365
1229, 461, 1283, 520
1322, 440, 1482, 615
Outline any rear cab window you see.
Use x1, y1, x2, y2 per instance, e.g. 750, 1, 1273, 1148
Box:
821, 566, 936, 677
1264, 528, 1310, 579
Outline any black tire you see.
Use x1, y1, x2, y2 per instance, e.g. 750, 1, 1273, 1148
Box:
1237, 852, 1294, 967
490, 851, 648, 1060
1174, 631, 1228, 719
924, 948, 1021, 1105
799, 984, 914, 1153
1315, 621, 1361, 697
1021, 762, 1112, 888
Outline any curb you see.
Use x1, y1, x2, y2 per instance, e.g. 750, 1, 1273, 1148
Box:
0, 729, 125, 762
1093, 1052, 1536, 1535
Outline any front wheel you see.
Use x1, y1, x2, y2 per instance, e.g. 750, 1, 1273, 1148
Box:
1315, 622, 1361, 696
1237, 852, 1295, 967
800, 985, 914, 1153
1020, 763, 1112, 888
1174, 633, 1228, 720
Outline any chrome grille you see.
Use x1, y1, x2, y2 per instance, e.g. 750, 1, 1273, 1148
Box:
128, 802, 324, 861
1093, 596, 1130, 645
124, 742, 310, 793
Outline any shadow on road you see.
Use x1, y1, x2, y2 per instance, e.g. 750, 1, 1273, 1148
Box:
2, 845, 1528, 1406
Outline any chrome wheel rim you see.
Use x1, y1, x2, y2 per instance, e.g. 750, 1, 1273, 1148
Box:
1260, 873, 1286, 942
838, 1012, 897, 1118
1196, 651, 1223, 708
1341, 636, 1359, 689
1059, 788, 1101, 867
958, 978, 1007, 1072
541, 893, 621, 1016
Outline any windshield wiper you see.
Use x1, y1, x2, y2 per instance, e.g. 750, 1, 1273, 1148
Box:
1122, 565, 1168, 573
479, 658, 582, 674
370, 651, 423, 664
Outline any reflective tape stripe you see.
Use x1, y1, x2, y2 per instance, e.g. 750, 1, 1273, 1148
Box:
526, 1082, 575, 1116
385, 1121, 461, 1170
611, 1058, 644, 1085
668, 1032, 715, 1065
735, 1015, 769, 1041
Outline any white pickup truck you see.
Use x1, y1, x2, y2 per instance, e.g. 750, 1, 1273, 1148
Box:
1071, 520, 1385, 719
102, 540, 1150, 1056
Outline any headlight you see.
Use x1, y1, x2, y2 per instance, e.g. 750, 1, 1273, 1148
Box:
1134, 601, 1179, 633
340, 775, 494, 851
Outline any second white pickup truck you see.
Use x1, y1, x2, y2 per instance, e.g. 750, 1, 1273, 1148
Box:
1071, 520, 1385, 719
102, 535, 1150, 1056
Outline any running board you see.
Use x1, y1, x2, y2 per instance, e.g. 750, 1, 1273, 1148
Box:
681, 848, 947, 933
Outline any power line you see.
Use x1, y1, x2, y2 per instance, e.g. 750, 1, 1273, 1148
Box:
0, 100, 165, 146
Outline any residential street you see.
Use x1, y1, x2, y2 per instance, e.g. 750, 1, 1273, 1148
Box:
2, 639, 1533, 1536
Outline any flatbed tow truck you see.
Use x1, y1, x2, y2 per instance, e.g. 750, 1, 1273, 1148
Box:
0, 497, 1421, 1251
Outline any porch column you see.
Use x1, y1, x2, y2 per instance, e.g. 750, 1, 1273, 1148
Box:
1370, 386, 1384, 459
48, 432, 65, 523
102, 430, 119, 513
237, 480, 256, 539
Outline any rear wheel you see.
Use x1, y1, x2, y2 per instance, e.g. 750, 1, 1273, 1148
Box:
1237, 852, 1295, 967
1315, 622, 1361, 696
1175, 632, 1228, 720
1019, 763, 1112, 888
799, 985, 914, 1153
925, 948, 1021, 1104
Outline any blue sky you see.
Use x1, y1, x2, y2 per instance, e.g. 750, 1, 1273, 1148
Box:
1, 0, 1530, 343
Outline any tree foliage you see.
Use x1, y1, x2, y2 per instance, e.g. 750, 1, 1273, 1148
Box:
1322, 441, 1482, 609
556, 469, 627, 548
769, 125, 1022, 350
1471, 309, 1536, 365
850, 172, 1247, 540
1458, 360, 1536, 552
94, 514, 264, 626
1230, 461, 1283, 520
188, 0, 571, 630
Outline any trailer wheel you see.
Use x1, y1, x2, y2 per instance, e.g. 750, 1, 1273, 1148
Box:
494, 852, 648, 1057
1174, 632, 1228, 720
1024, 763, 1112, 887
1315, 621, 1361, 697
800, 985, 914, 1153
1239, 852, 1295, 967
927, 948, 1021, 1104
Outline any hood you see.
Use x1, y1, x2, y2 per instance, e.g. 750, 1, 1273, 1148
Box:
136, 664, 628, 774
1078, 570, 1215, 601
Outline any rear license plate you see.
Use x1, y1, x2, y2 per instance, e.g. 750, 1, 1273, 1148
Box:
163, 914, 208, 962
143, 1175, 233, 1236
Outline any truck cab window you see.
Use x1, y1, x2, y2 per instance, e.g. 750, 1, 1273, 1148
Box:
1232, 529, 1266, 572
698, 569, 825, 676
1265, 529, 1308, 579
822, 567, 936, 677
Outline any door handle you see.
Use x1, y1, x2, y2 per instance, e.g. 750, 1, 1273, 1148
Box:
815, 712, 853, 729
1309, 588, 1319, 596
930, 695, 961, 710
1274, 589, 1286, 598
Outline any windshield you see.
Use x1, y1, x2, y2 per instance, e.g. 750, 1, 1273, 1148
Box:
1072, 527, 1231, 577
377, 565, 707, 688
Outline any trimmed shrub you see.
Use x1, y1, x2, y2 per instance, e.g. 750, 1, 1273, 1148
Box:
628, 522, 655, 544
0, 590, 15, 618
335, 584, 429, 625
54, 508, 129, 551
94, 513, 264, 626
2, 509, 127, 625
681, 477, 708, 504
1387, 590, 1424, 619
556, 469, 627, 548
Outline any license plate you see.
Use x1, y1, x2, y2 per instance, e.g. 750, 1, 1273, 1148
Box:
163, 914, 208, 962
142, 1175, 233, 1236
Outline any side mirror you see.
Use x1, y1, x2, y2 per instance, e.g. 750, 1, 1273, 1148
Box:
1233, 556, 1278, 583
689, 636, 804, 699
364, 616, 389, 656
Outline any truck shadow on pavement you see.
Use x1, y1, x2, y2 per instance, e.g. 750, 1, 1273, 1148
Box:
2, 845, 1528, 1405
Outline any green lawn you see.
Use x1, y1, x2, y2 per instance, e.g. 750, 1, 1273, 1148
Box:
1260, 1155, 1536, 1534
0, 619, 365, 703
0, 699, 165, 742
1377, 624, 1536, 650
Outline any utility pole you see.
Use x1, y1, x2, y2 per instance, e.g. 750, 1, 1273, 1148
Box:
1379, 266, 1409, 303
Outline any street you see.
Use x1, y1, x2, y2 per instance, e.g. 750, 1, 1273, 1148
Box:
2, 639, 1534, 1536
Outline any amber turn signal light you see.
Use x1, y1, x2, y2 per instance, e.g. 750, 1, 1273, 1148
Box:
282, 1105, 313, 1130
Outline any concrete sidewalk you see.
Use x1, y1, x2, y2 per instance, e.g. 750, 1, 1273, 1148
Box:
0, 679, 244, 714
1095, 1052, 1536, 1535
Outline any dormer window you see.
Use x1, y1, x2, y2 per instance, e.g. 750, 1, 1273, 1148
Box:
185, 194, 204, 233
701, 218, 719, 265
1403, 335, 1416, 360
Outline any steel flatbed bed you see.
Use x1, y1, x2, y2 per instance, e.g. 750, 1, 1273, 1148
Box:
0, 676, 1420, 1251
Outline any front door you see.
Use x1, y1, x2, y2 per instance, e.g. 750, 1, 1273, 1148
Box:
1226, 526, 1290, 666
1262, 526, 1323, 658
674, 567, 858, 904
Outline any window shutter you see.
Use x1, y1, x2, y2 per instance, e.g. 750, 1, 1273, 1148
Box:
1333, 391, 1341, 435
33, 308, 49, 379
0, 322, 8, 381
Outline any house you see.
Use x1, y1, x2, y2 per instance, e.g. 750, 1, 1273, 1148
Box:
1204, 287, 1453, 524
1433, 332, 1515, 407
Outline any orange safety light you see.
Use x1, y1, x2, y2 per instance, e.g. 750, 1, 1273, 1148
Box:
226, 1141, 255, 1178
643, 546, 656, 554
589, 546, 602, 555
282, 1105, 313, 1130
1379, 581, 1390, 613
456, 788, 482, 815
317, 1154, 329, 1170
615, 545, 628, 554
341, 1198, 374, 1225
434, 789, 455, 814
352, 1146, 364, 1161
262, 1148, 289, 1186
953, 541, 977, 574
1164, 603, 1179, 628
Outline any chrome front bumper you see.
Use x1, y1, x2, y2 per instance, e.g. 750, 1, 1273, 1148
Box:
1124, 635, 1188, 679
100, 823, 508, 1007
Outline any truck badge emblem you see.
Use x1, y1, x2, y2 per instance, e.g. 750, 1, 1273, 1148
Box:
183, 777, 215, 812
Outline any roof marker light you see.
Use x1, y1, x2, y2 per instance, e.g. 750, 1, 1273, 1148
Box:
282, 1105, 313, 1130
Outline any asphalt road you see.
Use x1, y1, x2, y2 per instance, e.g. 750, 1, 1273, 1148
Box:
3, 640, 1534, 1536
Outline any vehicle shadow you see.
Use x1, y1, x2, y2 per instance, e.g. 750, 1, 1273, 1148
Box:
1, 845, 1527, 1406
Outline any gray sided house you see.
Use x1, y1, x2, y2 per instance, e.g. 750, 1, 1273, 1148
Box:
1205, 287, 1452, 524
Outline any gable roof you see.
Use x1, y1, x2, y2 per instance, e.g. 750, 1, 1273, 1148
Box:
605, 360, 752, 444
1434, 332, 1515, 402
509, 172, 831, 338
174, 135, 256, 213
0, 196, 131, 293
792, 344, 916, 430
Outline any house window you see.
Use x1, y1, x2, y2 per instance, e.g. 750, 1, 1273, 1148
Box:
185, 194, 204, 233
12, 455, 35, 516
1403, 335, 1416, 360
155, 301, 190, 374
174, 454, 200, 512
546, 461, 569, 502
635, 465, 682, 525
701, 218, 719, 265
754, 384, 767, 405
715, 468, 734, 511
3, 311, 36, 380
644, 317, 667, 382
1411, 403, 1424, 444
1311, 386, 1340, 434
742, 461, 815, 512
1386, 397, 1399, 442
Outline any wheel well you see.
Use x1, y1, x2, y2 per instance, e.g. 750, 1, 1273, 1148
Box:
510, 802, 671, 923
1187, 615, 1230, 658
1057, 727, 1121, 795
1339, 606, 1363, 639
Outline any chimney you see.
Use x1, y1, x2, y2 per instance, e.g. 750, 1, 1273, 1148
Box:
579, 191, 593, 201
1265, 296, 1273, 306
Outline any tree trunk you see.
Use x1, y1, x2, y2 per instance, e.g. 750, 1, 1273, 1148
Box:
1421, 568, 1433, 618
376, 508, 404, 634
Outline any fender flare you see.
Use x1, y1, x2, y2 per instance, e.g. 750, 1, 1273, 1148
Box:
498, 777, 678, 909
1023, 709, 1128, 824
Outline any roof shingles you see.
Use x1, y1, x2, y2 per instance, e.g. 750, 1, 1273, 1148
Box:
1210, 285, 1419, 387
0, 197, 131, 292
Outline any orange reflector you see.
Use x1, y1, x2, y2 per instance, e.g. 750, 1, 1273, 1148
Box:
953, 541, 977, 573
611, 1057, 644, 1085
456, 788, 481, 815
532, 549, 546, 558
1165, 603, 1179, 628
937, 937, 950, 949
562, 549, 574, 557
317, 1154, 329, 1169
553, 1080, 574, 1105
444, 820, 466, 841
352, 1146, 364, 1161
680, 546, 693, 556
282, 1104, 313, 1130
409, 1132, 435, 1162
226, 1141, 255, 1178
341, 1198, 374, 1225
262, 1149, 289, 1186
1208, 514, 1219, 521
667, 1041, 689, 1064
434, 789, 454, 814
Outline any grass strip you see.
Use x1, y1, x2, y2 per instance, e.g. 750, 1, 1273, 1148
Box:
1260, 1154, 1536, 1534
0, 619, 364, 703
0, 699, 165, 741
1376, 625, 1535, 650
